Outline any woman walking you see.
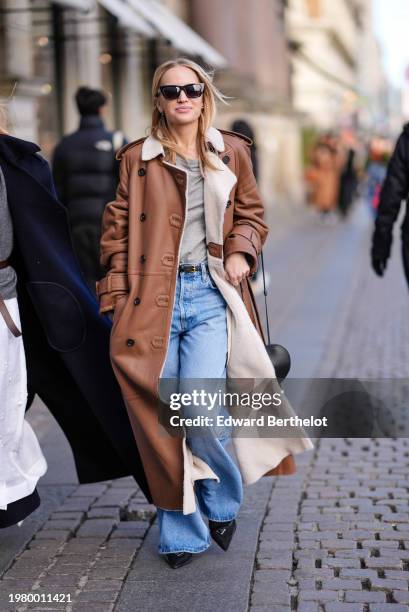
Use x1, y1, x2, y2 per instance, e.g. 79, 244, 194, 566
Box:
0, 106, 150, 528
0, 113, 47, 528
98, 58, 313, 568
305, 141, 340, 223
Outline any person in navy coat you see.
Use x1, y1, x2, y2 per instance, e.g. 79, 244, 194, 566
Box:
0, 133, 150, 525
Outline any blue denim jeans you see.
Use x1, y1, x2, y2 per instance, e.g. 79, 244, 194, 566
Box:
157, 261, 243, 554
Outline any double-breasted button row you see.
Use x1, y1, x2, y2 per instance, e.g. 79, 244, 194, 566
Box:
222, 155, 230, 164
140, 255, 146, 263
138, 168, 146, 176
140, 213, 146, 221
126, 338, 135, 347
134, 297, 141, 305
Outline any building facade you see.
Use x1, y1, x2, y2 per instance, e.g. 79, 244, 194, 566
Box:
0, 0, 388, 211
0, 0, 225, 158
190, 0, 304, 211
286, 0, 387, 133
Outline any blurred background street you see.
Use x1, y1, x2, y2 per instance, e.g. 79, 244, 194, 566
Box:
0, 0, 400, 211
2, 0, 409, 610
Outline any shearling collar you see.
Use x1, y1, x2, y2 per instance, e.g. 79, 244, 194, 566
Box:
141, 126, 225, 161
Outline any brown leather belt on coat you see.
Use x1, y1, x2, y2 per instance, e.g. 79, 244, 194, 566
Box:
0, 259, 22, 337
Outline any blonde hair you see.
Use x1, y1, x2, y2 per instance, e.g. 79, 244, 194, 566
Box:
150, 58, 230, 171
0, 83, 18, 135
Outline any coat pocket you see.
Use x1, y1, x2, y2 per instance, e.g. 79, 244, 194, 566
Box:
110, 272, 172, 356
26, 281, 86, 352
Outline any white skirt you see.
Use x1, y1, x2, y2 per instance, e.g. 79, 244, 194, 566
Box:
0, 297, 47, 510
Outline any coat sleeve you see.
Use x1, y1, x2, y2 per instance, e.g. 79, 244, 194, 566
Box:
96, 154, 130, 314
223, 141, 269, 276
372, 132, 409, 260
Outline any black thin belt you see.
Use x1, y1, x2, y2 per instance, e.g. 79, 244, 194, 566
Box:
178, 263, 208, 273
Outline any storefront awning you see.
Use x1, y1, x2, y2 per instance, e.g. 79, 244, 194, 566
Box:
98, 0, 155, 36
52, 0, 94, 10
127, 0, 227, 67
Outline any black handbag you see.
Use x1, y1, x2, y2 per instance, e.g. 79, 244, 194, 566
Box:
260, 250, 291, 382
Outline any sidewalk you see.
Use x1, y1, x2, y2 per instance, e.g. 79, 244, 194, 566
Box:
1, 202, 409, 612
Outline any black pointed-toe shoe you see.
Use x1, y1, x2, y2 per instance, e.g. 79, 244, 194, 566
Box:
164, 552, 194, 569
209, 519, 237, 551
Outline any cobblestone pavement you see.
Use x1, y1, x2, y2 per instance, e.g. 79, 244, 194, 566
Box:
1, 201, 409, 612
249, 203, 409, 612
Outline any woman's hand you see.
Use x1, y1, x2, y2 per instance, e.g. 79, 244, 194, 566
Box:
224, 253, 250, 286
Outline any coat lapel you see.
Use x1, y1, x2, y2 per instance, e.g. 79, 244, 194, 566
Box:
203, 152, 237, 247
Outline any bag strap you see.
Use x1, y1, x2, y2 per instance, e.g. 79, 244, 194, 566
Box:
0, 262, 22, 336
260, 250, 271, 345
0, 294, 22, 337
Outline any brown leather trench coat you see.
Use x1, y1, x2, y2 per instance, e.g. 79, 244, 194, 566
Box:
97, 127, 313, 513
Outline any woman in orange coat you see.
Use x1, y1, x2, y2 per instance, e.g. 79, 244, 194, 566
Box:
305, 142, 340, 216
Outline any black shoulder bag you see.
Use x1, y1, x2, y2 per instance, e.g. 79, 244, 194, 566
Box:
260, 250, 291, 382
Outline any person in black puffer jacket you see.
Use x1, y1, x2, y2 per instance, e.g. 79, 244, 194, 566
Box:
371, 124, 409, 285
52, 87, 127, 293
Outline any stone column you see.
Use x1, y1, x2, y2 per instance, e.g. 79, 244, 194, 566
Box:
0, 0, 41, 140
117, 33, 149, 139
61, 3, 102, 133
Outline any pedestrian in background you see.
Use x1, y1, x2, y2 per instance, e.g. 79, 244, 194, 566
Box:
365, 137, 389, 218
338, 149, 358, 218
338, 130, 359, 218
230, 119, 269, 295
231, 119, 259, 180
371, 125, 409, 284
305, 141, 340, 224
52, 86, 127, 293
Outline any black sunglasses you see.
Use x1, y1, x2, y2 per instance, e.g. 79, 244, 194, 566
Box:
157, 83, 205, 100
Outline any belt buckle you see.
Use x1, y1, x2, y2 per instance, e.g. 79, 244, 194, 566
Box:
179, 264, 198, 273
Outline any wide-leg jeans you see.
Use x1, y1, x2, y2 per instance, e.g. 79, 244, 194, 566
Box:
157, 261, 243, 554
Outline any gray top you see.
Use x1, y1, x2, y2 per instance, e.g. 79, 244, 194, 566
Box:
0, 166, 17, 299
176, 154, 207, 265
